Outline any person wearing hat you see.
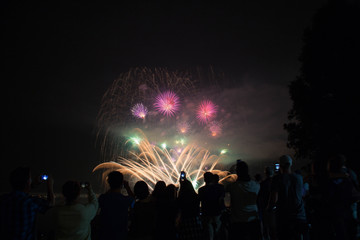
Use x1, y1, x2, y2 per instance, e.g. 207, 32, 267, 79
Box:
268, 155, 308, 240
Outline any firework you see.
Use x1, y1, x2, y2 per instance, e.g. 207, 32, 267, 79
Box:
196, 100, 217, 124
93, 129, 234, 191
154, 91, 180, 117
131, 103, 148, 119
208, 121, 222, 137
177, 121, 191, 134
96, 67, 195, 161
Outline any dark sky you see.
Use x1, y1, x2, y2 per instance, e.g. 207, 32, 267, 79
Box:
2, 1, 327, 192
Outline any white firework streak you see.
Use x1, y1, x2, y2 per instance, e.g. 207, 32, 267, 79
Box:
93, 128, 234, 191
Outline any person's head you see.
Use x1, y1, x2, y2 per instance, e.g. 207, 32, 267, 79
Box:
254, 173, 262, 182
328, 154, 346, 174
264, 166, 274, 178
62, 180, 80, 204
236, 160, 250, 181
134, 181, 149, 200
279, 155, 293, 171
203, 172, 214, 185
164, 184, 177, 200
213, 174, 220, 184
107, 171, 123, 189
10, 167, 31, 191
179, 179, 196, 199
152, 181, 166, 199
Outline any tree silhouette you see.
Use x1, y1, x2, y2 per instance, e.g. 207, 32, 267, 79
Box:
285, 0, 360, 169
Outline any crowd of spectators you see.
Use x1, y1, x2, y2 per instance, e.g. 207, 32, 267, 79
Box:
1, 154, 359, 240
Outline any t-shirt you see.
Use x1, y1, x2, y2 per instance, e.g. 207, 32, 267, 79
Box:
271, 173, 306, 220
52, 189, 98, 240
98, 192, 134, 239
225, 180, 260, 223
0, 191, 50, 240
198, 183, 225, 216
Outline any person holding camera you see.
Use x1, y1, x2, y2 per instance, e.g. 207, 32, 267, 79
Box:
0, 166, 55, 240
268, 155, 308, 240
52, 180, 98, 240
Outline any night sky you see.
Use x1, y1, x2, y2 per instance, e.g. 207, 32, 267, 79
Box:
2, 1, 327, 192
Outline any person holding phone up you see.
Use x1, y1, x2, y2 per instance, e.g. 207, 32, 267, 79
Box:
51, 180, 98, 240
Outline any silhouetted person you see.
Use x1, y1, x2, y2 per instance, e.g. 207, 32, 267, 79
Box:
97, 171, 135, 240
268, 155, 308, 240
225, 160, 261, 240
151, 180, 166, 201
325, 154, 360, 240
0, 166, 54, 240
52, 181, 98, 240
129, 180, 156, 240
198, 172, 225, 240
178, 178, 203, 240
254, 173, 263, 184
154, 184, 178, 240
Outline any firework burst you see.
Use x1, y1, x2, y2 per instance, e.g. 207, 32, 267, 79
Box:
177, 121, 191, 134
208, 121, 222, 137
196, 100, 217, 124
131, 103, 148, 119
154, 91, 180, 117
93, 129, 234, 191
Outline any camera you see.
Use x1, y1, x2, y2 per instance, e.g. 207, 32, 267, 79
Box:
80, 182, 89, 188
180, 171, 186, 181
40, 174, 48, 181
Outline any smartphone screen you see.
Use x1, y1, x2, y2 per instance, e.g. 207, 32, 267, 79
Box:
41, 175, 48, 181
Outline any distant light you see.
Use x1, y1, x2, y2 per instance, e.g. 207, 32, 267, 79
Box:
130, 137, 141, 145
220, 149, 228, 155
161, 143, 167, 149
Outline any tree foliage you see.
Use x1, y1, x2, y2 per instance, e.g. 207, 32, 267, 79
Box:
285, 0, 360, 167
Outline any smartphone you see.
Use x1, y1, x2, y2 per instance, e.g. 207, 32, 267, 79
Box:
40, 174, 48, 181
275, 163, 280, 172
180, 171, 186, 181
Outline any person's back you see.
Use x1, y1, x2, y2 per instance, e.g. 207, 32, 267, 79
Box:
178, 179, 203, 240
129, 180, 156, 239
269, 155, 308, 240
97, 171, 134, 239
225, 160, 261, 240
0, 167, 54, 240
199, 173, 225, 217
325, 154, 360, 240
154, 184, 178, 240
271, 172, 306, 220
53, 181, 98, 240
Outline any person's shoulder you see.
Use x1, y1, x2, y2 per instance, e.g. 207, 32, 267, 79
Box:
249, 180, 260, 188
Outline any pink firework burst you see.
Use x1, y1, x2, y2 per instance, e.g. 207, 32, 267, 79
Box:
154, 91, 180, 116
196, 100, 217, 124
131, 103, 148, 119
208, 121, 222, 137
177, 121, 190, 134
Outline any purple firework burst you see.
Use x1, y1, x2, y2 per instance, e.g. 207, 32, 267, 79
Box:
154, 91, 180, 116
131, 103, 148, 119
